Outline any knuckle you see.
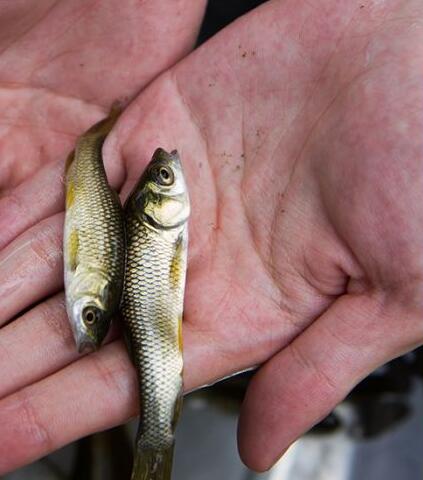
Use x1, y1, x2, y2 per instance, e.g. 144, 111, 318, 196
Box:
16, 389, 52, 452
289, 342, 338, 394
91, 353, 123, 395
38, 295, 73, 345
30, 221, 63, 271
0, 191, 27, 219
90, 347, 135, 411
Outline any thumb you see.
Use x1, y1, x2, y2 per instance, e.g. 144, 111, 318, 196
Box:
237, 292, 421, 472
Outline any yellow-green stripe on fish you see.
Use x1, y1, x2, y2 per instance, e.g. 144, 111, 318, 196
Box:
64, 107, 125, 353
122, 148, 190, 480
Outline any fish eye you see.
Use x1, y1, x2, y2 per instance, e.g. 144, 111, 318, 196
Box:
154, 165, 174, 186
82, 307, 100, 326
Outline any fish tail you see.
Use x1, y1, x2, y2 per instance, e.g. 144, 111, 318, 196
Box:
86, 101, 123, 137
131, 444, 175, 480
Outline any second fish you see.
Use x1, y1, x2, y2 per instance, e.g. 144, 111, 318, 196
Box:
64, 107, 125, 353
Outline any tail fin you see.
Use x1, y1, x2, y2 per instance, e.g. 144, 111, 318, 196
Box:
131, 444, 175, 480
85, 100, 123, 138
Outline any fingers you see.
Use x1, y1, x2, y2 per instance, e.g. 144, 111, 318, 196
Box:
0, 310, 248, 474
0, 340, 138, 475
0, 290, 122, 401
0, 293, 75, 400
0, 102, 128, 253
0, 213, 63, 326
237, 293, 417, 472
0, 136, 126, 252
0, 161, 66, 251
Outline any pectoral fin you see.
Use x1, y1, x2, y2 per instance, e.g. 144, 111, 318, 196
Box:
67, 228, 79, 271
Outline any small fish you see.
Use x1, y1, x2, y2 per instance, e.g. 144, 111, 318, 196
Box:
64, 106, 125, 353
122, 148, 190, 480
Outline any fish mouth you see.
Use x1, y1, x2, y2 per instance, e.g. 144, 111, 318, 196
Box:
76, 336, 100, 354
152, 147, 181, 168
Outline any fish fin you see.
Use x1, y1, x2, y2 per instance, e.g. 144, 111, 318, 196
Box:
66, 178, 75, 209
131, 445, 174, 480
67, 229, 79, 271
169, 237, 184, 290
65, 150, 75, 175
177, 315, 183, 353
111, 187, 123, 207
86, 103, 122, 137
171, 391, 183, 430
123, 331, 136, 364
110, 99, 124, 116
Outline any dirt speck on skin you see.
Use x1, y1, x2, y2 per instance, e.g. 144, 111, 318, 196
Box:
241, 153, 245, 159
208, 82, 215, 87
238, 44, 248, 58
79, 63, 84, 67
360, 4, 365, 8
238, 44, 256, 58
198, 162, 203, 169
235, 165, 241, 171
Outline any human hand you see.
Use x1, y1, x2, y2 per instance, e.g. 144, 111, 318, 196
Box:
1, 0, 422, 474
0, 0, 207, 471
0, 0, 206, 246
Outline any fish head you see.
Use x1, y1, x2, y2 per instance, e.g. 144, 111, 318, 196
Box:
70, 297, 111, 353
128, 148, 190, 229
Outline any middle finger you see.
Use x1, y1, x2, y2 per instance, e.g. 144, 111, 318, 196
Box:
0, 212, 63, 326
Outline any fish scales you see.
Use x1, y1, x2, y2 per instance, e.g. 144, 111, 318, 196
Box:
121, 148, 190, 480
123, 217, 186, 449
67, 135, 123, 273
64, 108, 125, 352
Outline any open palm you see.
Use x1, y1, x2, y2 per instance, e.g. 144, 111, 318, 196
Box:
0, 0, 205, 244
1, 0, 422, 474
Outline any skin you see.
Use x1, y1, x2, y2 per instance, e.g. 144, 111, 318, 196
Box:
0, 0, 422, 474
0, 0, 206, 246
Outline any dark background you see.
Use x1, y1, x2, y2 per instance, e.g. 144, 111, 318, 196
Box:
198, 0, 267, 44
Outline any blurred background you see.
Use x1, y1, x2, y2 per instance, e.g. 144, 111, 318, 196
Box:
4, 1, 423, 479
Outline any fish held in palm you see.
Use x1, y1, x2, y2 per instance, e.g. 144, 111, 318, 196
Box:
122, 148, 190, 480
64, 107, 125, 354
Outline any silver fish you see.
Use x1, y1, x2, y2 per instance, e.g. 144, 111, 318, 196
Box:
64, 107, 125, 353
122, 148, 190, 480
